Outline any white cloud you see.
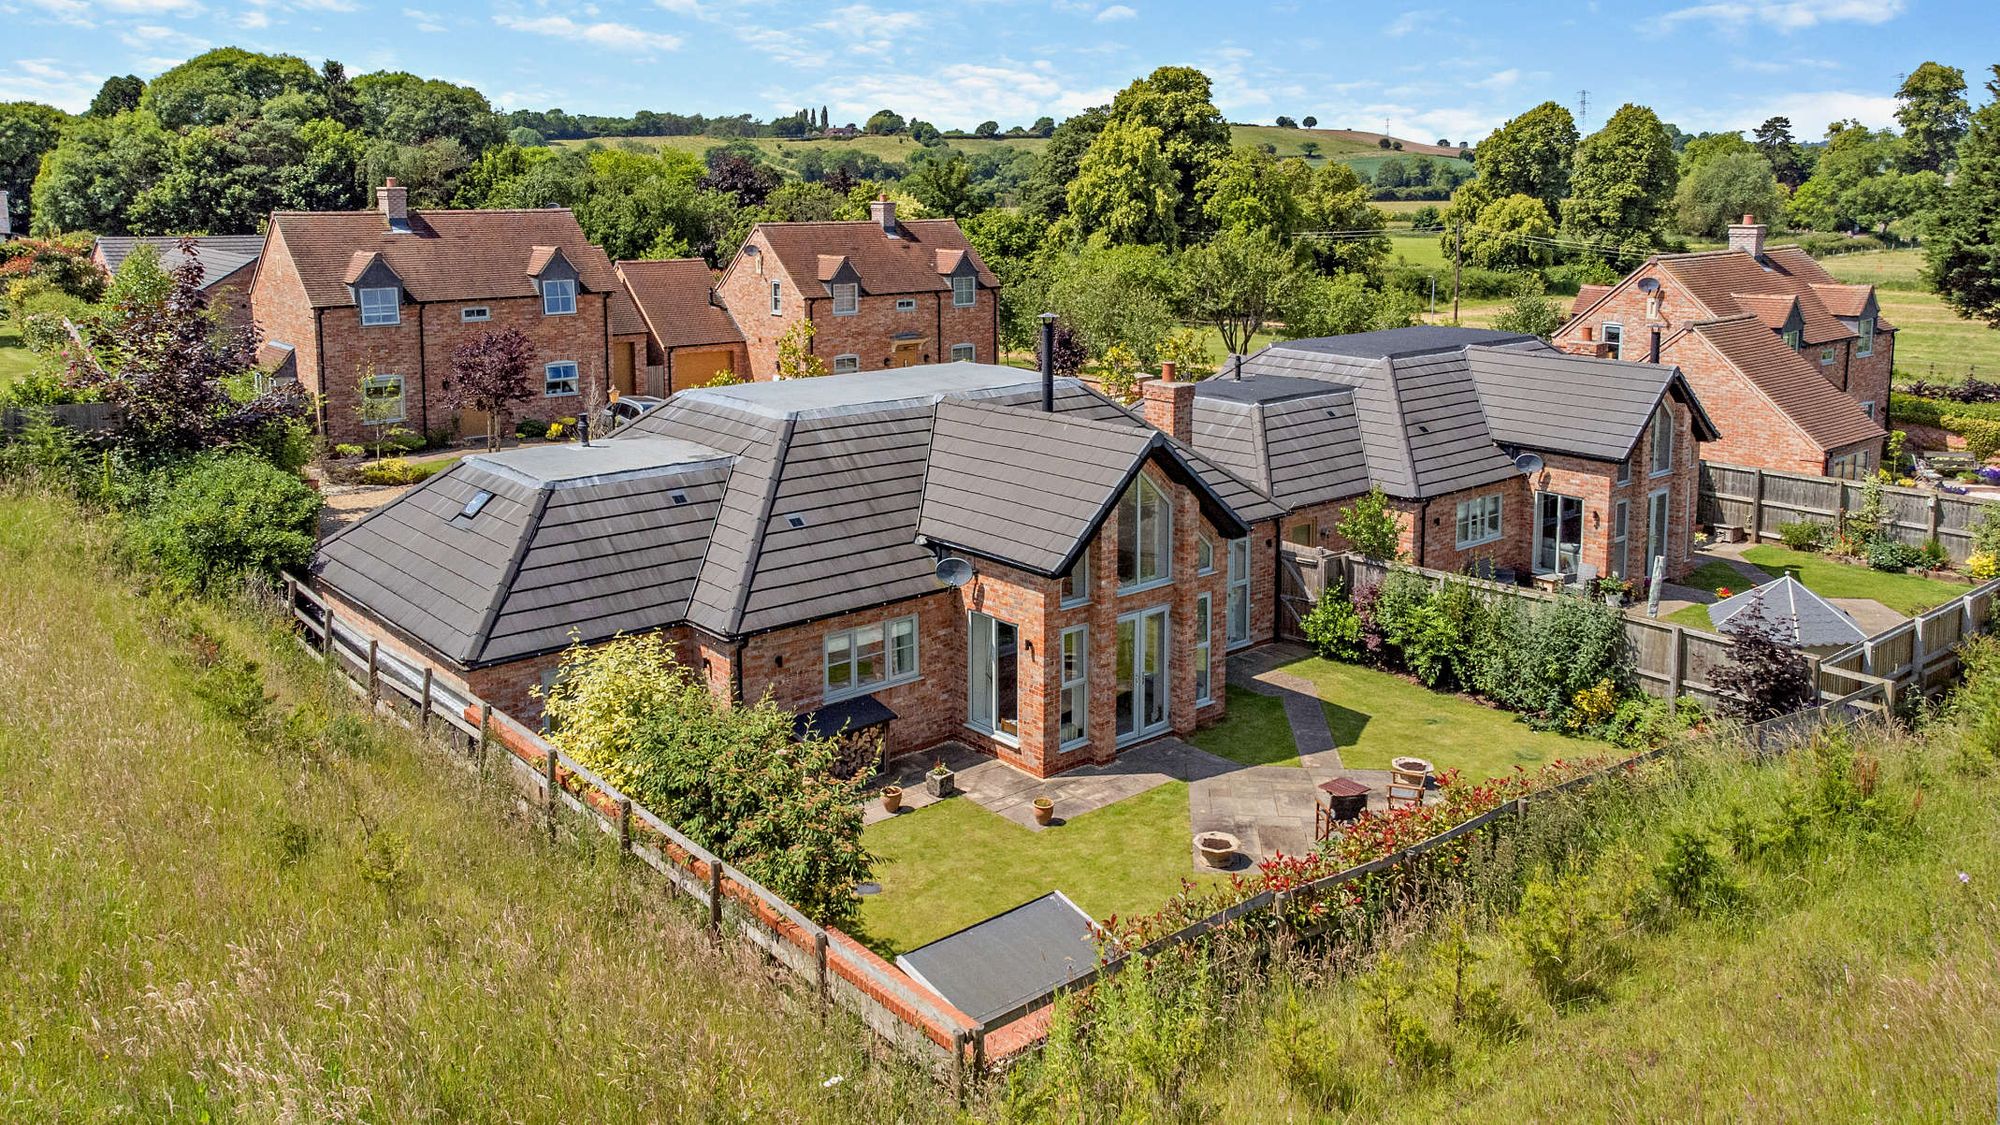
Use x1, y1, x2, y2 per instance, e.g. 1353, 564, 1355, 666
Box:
1383, 8, 1443, 37
1470, 67, 1520, 90
118, 22, 208, 49
238, 6, 267, 25
1095, 4, 1135, 21
0, 57, 105, 111
1654, 0, 1905, 32
495, 14, 683, 53
402, 5, 442, 31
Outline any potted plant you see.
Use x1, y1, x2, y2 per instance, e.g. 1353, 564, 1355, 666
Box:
1032, 796, 1054, 826
924, 761, 956, 799
881, 785, 903, 814
1594, 575, 1633, 607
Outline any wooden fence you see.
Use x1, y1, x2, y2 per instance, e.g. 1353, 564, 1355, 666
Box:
282, 579, 999, 1085
1699, 461, 1997, 564
0, 402, 121, 439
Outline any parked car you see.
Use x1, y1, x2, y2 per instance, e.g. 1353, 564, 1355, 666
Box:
599, 396, 665, 431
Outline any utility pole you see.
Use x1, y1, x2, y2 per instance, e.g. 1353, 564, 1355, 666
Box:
1451, 222, 1463, 326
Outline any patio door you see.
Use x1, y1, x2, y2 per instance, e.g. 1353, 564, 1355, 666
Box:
1226, 537, 1251, 647
1646, 489, 1671, 577
968, 612, 1019, 742
1534, 491, 1584, 576
1116, 607, 1170, 744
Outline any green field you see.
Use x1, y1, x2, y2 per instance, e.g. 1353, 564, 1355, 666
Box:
0, 493, 944, 1120
1817, 249, 2000, 382
0, 325, 38, 389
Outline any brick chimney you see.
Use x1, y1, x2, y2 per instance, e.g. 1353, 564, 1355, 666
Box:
1727, 213, 1766, 258
1556, 323, 1614, 359
870, 193, 897, 237
377, 177, 408, 227
1138, 361, 1196, 444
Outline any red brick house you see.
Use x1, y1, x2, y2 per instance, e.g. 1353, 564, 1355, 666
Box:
711, 198, 1000, 377
1556, 217, 1888, 478
1167, 327, 1718, 649
312, 362, 1280, 779
614, 257, 749, 394
249, 179, 648, 444
93, 235, 263, 337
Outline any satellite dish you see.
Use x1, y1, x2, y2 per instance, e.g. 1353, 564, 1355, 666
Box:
934, 556, 973, 588
1637, 277, 1661, 294
1513, 452, 1545, 474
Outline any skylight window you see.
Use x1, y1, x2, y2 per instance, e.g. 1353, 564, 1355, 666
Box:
670, 490, 688, 506
460, 490, 493, 519
785, 513, 807, 529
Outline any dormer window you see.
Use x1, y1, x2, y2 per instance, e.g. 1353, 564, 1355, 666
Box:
359, 286, 400, 326
952, 275, 975, 308
832, 283, 858, 316
1783, 328, 1802, 351
542, 278, 576, 316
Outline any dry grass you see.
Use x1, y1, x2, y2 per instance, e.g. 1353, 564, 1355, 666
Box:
0, 493, 947, 1121
1817, 249, 2000, 383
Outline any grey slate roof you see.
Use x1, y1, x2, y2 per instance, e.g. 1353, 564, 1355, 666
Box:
94, 235, 264, 286
1465, 346, 1720, 462
1708, 576, 1867, 648
919, 400, 1251, 577
896, 892, 1102, 1024
317, 363, 1281, 663
1192, 377, 1370, 509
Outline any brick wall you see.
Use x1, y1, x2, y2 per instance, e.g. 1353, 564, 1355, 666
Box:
714, 229, 792, 378
1657, 331, 1828, 475
1527, 399, 1701, 583
209, 260, 257, 337
1849, 328, 1893, 423
249, 225, 321, 410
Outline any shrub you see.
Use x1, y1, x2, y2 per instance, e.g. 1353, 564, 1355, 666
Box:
1510, 594, 1633, 728
1777, 519, 1831, 551
333, 443, 365, 458
1513, 866, 1624, 1007
1972, 552, 1999, 581
1918, 538, 1950, 570
1335, 485, 1401, 561
1865, 537, 1920, 572
1950, 416, 2000, 461
516, 418, 551, 439
359, 457, 428, 486
1262, 995, 1357, 1112
1654, 828, 1737, 914
127, 453, 321, 594
1301, 588, 1364, 662
1710, 601, 1816, 722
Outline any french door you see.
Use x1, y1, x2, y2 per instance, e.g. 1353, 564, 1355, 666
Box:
1534, 491, 1584, 575
1116, 607, 1170, 744
968, 612, 1020, 741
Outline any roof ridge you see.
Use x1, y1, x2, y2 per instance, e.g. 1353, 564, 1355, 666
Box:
469, 485, 555, 666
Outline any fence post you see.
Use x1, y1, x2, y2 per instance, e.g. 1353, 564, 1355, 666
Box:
1927, 492, 1942, 543
618, 796, 633, 854
476, 702, 491, 773
1913, 613, 1930, 691
814, 931, 829, 1010
953, 1029, 969, 1103
1805, 653, 1825, 703
544, 748, 559, 839
1749, 467, 1764, 542
419, 666, 433, 733
367, 639, 380, 702
708, 862, 723, 934
320, 601, 334, 657
1666, 625, 1685, 705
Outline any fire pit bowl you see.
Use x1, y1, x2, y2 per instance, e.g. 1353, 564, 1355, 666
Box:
1197, 831, 1241, 869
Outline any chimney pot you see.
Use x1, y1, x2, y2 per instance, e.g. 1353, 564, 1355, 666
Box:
1160, 361, 1177, 383
1727, 213, 1767, 259
1139, 374, 1197, 444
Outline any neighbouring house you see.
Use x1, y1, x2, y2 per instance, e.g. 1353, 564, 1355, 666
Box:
311, 362, 1282, 779
1555, 216, 1888, 478
1162, 327, 1719, 648
711, 197, 1000, 377
614, 257, 749, 394
249, 178, 649, 444
92, 234, 264, 336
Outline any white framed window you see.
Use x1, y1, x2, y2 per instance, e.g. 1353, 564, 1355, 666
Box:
1646, 488, 1670, 573
824, 615, 918, 701
1783, 327, 1802, 351
831, 282, 858, 315
358, 286, 399, 326
542, 277, 576, 316
1601, 322, 1623, 360
950, 342, 975, 362
1454, 494, 1503, 548
769, 280, 782, 316
1196, 534, 1215, 575
951, 275, 975, 308
1059, 625, 1088, 748
832, 353, 860, 374
544, 361, 579, 397
1861, 399, 1877, 419
1820, 346, 1836, 367
361, 372, 405, 424
1650, 402, 1673, 476
460, 306, 490, 322
1857, 316, 1875, 357
1611, 499, 1630, 578
1060, 547, 1090, 607
967, 611, 1019, 741
895, 297, 917, 312
1193, 593, 1213, 705
1117, 475, 1172, 591
1226, 537, 1251, 647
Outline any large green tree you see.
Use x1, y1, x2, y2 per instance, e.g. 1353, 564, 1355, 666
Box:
905, 153, 984, 218
350, 71, 501, 152
131, 118, 301, 234
1452, 101, 1579, 223
1043, 242, 1178, 362
86, 76, 143, 118
140, 48, 317, 130
0, 101, 67, 233
1674, 150, 1781, 237
1062, 119, 1179, 247
1753, 115, 1811, 189
1786, 120, 1938, 233
1464, 193, 1556, 269
1178, 226, 1307, 354
1198, 146, 1310, 237
1560, 103, 1679, 254
1922, 66, 2000, 327
1896, 61, 1971, 173
1100, 66, 1230, 237
1019, 106, 1105, 223
29, 111, 173, 235
961, 208, 1049, 352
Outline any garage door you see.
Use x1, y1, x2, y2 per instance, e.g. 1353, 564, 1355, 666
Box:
671, 348, 738, 392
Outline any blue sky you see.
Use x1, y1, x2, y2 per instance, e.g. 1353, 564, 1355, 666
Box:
5, 0, 1997, 141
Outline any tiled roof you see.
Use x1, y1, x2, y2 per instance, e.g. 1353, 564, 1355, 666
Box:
1730, 293, 1801, 332
1652, 248, 1856, 345
1571, 284, 1612, 317
268, 207, 625, 308
617, 258, 742, 349
1709, 575, 1866, 648
1808, 282, 1875, 318
94, 235, 263, 285
1465, 346, 1718, 461
751, 218, 998, 297
1681, 314, 1884, 452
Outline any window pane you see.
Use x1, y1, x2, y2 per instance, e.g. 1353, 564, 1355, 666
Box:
994, 620, 1017, 735
853, 624, 885, 686
824, 633, 851, 692
1062, 549, 1088, 603
890, 618, 917, 678
1117, 488, 1139, 584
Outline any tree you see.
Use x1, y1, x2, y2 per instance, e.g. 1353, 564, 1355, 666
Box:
1335, 486, 1401, 561
1274, 115, 1297, 128
1021, 106, 1106, 223
1282, 273, 1419, 338
905, 154, 982, 218
1924, 67, 2000, 328
1043, 243, 1177, 362
700, 146, 781, 207
1491, 278, 1564, 339
0, 101, 67, 233
1752, 115, 1809, 189
131, 117, 300, 234
30, 111, 173, 235
1560, 103, 1678, 254
279, 118, 368, 212
1302, 115, 1317, 128
1030, 116, 1055, 137
1677, 131, 1755, 176
140, 48, 317, 130
1788, 120, 1934, 234
1464, 193, 1555, 269
775, 318, 827, 379
1674, 150, 1780, 237
1100, 66, 1230, 237
351, 71, 502, 152
1300, 141, 1321, 158
961, 208, 1049, 352
87, 76, 144, 118
1896, 61, 1971, 173
1062, 119, 1179, 246
863, 109, 905, 135
974, 119, 999, 137
1710, 602, 1815, 722
1197, 146, 1309, 238
908, 119, 941, 145
541, 633, 871, 926
1179, 226, 1306, 354
1449, 100, 1579, 222
444, 327, 535, 450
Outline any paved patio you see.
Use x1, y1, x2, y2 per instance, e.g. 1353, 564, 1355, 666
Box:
866, 737, 1236, 831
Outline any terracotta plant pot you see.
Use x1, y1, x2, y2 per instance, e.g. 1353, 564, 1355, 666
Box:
881, 785, 902, 814
1033, 796, 1054, 826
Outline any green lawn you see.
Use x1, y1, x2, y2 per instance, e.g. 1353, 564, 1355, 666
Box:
1741, 544, 1967, 615
1679, 559, 1752, 596
1190, 688, 1300, 767
1279, 656, 1588, 781
1661, 603, 1720, 631
1817, 249, 2000, 383
0, 325, 39, 389
857, 782, 1218, 955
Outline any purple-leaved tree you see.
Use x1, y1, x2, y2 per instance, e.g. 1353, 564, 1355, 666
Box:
444, 327, 535, 451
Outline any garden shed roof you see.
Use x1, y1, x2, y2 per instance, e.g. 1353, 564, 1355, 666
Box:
1707, 576, 1867, 648
895, 892, 1103, 1025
